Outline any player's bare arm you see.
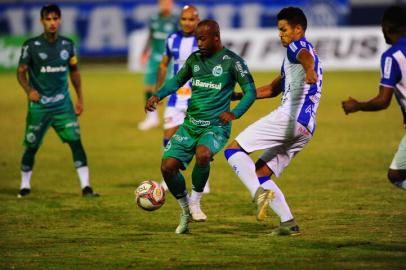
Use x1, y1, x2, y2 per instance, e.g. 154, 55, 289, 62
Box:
297, 49, 317, 84
140, 31, 152, 66
256, 75, 282, 99
342, 86, 393, 114
69, 58, 83, 116
155, 55, 171, 91
17, 63, 40, 102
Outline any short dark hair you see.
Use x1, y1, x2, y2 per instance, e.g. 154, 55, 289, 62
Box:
197, 19, 220, 37
277, 7, 307, 31
40, 4, 61, 19
382, 5, 406, 34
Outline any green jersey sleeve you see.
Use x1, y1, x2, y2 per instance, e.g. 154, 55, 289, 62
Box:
154, 57, 192, 100
18, 40, 32, 66
230, 59, 256, 118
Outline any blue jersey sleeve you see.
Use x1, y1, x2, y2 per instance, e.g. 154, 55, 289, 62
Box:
287, 40, 308, 63
380, 53, 401, 88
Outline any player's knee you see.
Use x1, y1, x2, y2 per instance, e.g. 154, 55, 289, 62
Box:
160, 159, 179, 177
387, 169, 403, 183
196, 147, 211, 166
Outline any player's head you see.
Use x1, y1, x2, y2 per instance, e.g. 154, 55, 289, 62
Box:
180, 5, 199, 35
381, 5, 406, 45
40, 4, 61, 35
196, 19, 222, 56
159, 0, 173, 16
276, 7, 307, 47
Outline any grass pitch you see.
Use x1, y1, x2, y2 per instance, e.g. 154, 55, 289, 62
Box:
0, 68, 405, 269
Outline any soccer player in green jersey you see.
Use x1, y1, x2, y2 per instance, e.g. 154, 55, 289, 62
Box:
145, 19, 257, 234
16, 4, 99, 198
138, 0, 179, 130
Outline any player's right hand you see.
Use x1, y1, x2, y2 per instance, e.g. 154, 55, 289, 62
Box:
28, 89, 40, 102
342, 96, 359, 114
145, 95, 160, 112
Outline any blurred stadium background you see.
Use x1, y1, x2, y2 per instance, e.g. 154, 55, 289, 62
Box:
0, 0, 405, 71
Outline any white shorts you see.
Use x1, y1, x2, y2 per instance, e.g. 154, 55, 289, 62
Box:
236, 110, 312, 177
390, 134, 406, 170
163, 106, 187, 129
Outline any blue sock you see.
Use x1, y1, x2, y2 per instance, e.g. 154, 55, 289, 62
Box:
258, 176, 270, 185
224, 148, 242, 160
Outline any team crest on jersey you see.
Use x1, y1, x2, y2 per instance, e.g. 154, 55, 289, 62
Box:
222, 55, 230, 60
38, 52, 48, 60
60, 49, 69, 60
212, 65, 223, 76
26, 133, 36, 143
300, 41, 306, 47
194, 65, 200, 72
34, 41, 41, 46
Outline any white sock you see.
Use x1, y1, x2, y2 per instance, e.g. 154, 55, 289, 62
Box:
262, 179, 294, 223
190, 190, 203, 203
76, 166, 90, 189
147, 110, 158, 121
20, 171, 32, 189
203, 179, 210, 193
177, 196, 190, 214
227, 151, 259, 198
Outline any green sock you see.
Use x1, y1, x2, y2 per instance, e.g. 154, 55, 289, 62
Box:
192, 163, 210, 192
164, 172, 188, 199
145, 92, 153, 102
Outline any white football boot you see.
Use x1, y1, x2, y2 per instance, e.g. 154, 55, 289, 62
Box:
189, 200, 207, 222
138, 111, 159, 130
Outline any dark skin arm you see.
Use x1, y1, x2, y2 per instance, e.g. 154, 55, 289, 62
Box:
16, 63, 40, 102
69, 63, 84, 115
297, 48, 318, 84
231, 75, 282, 101
342, 86, 393, 114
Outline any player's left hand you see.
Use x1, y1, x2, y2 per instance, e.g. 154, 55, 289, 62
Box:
219, 112, 236, 124
75, 100, 84, 115
305, 70, 318, 84
145, 96, 160, 112
342, 96, 359, 114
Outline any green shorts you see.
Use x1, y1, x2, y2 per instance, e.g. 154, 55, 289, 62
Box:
390, 134, 406, 170
23, 107, 81, 148
163, 124, 231, 169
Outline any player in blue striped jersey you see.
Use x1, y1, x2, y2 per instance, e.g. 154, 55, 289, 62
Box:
225, 7, 322, 235
155, 5, 210, 221
342, 6, 406, 190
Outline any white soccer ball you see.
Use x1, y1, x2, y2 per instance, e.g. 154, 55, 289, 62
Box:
135, 180, 166, 211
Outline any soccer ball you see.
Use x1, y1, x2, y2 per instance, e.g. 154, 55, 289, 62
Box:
135, 180, 165, 211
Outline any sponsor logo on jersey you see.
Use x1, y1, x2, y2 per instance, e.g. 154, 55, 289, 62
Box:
383, 56, 392, 79
212, 65, 223, 76
192, 79, 222, 90
38, 52, 47, 60
300, 41, 307, 47
222, 55, 231, 60
34, 41, 41, 46
172, 134, 189, 142
289, 42, 298, 52
22, 45, 29, 59
62, 40, 70, 45
40, 94, 65, 104
188, 115, 211, 127
152, 31, 169, 40
60, 49, 69, 60
164, 23, 174, 32
235, 61, 248, 77
65, 121, 79, 128
40, 66, 67, 73
193, 65, 200, 72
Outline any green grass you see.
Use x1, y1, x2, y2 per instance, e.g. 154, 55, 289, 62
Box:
0, 68, 405, 270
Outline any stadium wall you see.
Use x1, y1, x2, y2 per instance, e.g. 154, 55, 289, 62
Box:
128, 27, 386, 71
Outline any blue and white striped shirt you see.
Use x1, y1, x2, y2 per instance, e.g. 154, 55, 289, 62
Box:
164, 30, 198, 108
279, 37, 323, 134
380, 37, 406, 113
